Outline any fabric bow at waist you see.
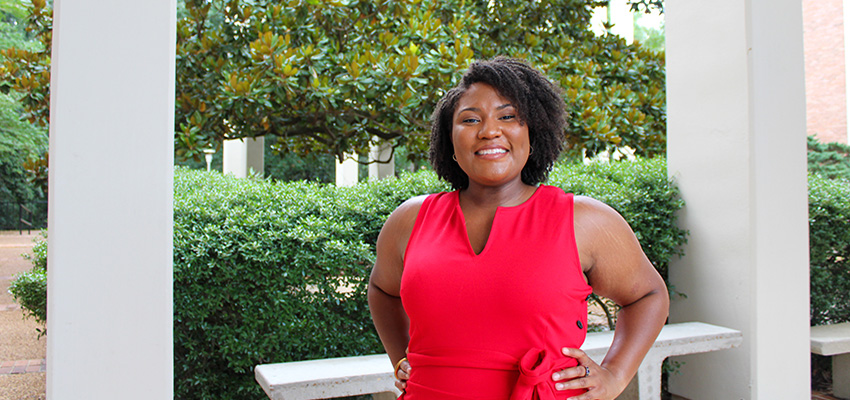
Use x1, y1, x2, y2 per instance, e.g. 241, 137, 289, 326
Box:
406, 347, 581, 400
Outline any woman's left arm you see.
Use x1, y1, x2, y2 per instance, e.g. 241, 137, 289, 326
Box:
554, 196, 670, 400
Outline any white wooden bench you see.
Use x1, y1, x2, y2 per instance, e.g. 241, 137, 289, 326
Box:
811, 322, 850, 399
255, 322, 742, 400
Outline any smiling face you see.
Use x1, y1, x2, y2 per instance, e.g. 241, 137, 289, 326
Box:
451, 82, 531, 189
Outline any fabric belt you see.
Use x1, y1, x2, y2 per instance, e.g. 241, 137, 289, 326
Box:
406, 347, 581, 400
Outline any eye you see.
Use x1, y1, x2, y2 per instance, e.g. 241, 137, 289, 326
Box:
462, 117, 479, 124
500, 114, 516, 121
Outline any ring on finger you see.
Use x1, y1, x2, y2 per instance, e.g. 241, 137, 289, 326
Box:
394, 357, 408, 380
584, 366, 590, 377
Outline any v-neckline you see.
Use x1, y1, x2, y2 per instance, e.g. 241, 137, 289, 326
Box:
454, 186, 543, 257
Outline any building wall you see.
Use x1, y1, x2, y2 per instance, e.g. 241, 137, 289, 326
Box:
803, 0, 849, 144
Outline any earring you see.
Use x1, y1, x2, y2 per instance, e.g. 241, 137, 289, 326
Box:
529, 146, 534, 155
452, 154, 457, 162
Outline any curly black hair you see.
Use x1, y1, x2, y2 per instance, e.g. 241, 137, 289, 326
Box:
429, 57, 566, 190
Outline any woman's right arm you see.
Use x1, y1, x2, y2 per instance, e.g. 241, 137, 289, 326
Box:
368, 197, 425, 369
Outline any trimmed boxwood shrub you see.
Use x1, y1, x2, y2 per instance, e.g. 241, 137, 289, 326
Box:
173, 157, 688, 399
174, 173, 373, 399
808, 173, 850, 391
809, 173, 850, 326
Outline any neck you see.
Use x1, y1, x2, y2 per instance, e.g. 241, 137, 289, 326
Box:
460, 180, 538, 209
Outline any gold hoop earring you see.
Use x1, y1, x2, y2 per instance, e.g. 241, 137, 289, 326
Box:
452, 154, 457, 162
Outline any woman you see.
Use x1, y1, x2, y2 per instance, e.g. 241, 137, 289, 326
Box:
368, 57, 668, 400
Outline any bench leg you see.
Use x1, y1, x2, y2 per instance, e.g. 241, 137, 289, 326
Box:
614, 355, 661, 400
372, 392, 398, 400
835, 353, 850, 399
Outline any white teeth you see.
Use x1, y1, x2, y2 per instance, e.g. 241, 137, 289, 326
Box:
476, 148, 507, 155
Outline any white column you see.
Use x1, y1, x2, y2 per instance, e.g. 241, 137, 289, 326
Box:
590, 3, 635, 42
368, 140, 395, 180
223, 139, 247, 177
335, 153, 359, 186
590, 7, 608, 36
47, 0, 175, 399
223, 137, 264, 177
608, 0, 634, 43
666, 0, 809, 399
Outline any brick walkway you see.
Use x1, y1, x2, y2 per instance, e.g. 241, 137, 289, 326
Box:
0, 230, 47, 400
0, 359, 46, 375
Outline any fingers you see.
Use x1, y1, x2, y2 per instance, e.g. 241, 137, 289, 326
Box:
395, 360, 411, 391
561, 347, 594, 365
552, 348, 594, 392
551, 363, 589, 382
553, 348, 620, 400
552, 348, 596, 381
396, 360, 411, 380
554, 370, 594, 400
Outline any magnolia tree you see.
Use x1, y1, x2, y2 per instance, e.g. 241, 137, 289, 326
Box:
0, 0, 48, 204
1, 0, 666, 165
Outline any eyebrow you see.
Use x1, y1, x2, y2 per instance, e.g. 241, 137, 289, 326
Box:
457, 103, 515, 113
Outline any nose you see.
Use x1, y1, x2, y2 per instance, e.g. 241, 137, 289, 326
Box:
478, 118, 502, 139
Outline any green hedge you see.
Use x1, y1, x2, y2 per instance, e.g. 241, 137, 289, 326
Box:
173, 157, 687, 399
808, 173, 850, 326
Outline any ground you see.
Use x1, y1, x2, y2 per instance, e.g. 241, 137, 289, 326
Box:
0, 231, 45, 400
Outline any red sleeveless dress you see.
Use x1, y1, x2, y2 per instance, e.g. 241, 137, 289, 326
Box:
400, 185, 592, 399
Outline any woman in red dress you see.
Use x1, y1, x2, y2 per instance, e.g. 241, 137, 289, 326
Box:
368, 57, 669, 400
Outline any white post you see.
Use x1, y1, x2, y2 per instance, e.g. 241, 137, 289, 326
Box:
368, 140, 395, 180
335, 153, 359, 186
666, 0, 810, 399
47, 0, 175, 399
204, 148, 216, 172
223, 139, 247, 177
224, 137, 264, 177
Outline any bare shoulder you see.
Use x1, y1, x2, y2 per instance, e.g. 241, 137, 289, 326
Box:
573, 195, 639, 271
573, 195, 664, 306
371, 194, 430, 297
573, 195, 630, 231
383, 194, 429, 233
